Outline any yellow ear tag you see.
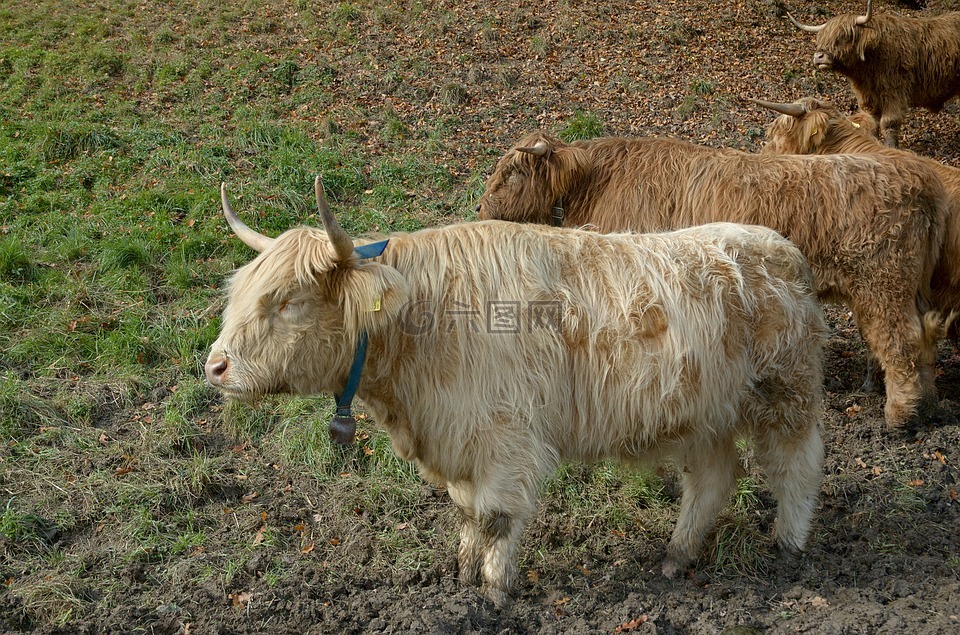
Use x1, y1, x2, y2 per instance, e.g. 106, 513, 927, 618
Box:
370, 297, 382, 312
812, 128, 819, 135
852, 122, 861, 129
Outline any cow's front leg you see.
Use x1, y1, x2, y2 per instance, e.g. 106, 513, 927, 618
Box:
447, 483, 483, 586
478, 510, 527, 607
448, 478, 536, 606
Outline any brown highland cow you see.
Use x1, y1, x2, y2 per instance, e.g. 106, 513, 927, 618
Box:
477, 131, 949, 429
788, 0, 960, 147
755, 95, 960, 336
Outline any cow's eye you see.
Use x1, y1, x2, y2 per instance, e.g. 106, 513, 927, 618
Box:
277, 299, 302, 316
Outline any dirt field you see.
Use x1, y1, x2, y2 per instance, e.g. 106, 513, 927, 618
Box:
2, 0, 960, 633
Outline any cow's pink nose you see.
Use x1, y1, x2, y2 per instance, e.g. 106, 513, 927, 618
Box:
205, 356, 229, 386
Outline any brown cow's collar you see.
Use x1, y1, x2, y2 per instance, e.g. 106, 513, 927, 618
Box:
550, 198, 565, 227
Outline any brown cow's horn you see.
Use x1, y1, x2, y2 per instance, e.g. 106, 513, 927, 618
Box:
749, 98, 807, 118
220, 183, 275, 253
516, 141, 552, 158
314, 176, 355, 263
855, 0, 872, 26
786, 11, 826, 33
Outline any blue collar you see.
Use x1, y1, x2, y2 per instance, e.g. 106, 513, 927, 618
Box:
328, 239, 390, 445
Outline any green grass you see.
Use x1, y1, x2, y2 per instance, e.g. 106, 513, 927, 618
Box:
0, 1, 467, 625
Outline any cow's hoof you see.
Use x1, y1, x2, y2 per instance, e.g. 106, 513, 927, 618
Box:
482, 585, 512, 608
661, 558, 680, 579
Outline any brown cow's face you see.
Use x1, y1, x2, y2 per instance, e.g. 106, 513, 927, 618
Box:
761, 97, 881, 156
476, 132, 572, 225
814, 19, 879, 72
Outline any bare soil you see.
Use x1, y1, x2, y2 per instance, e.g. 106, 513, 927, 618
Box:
3, 0, 960, 633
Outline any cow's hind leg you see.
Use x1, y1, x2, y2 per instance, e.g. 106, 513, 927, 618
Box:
753, 414, 823, 555
662, 435, 738, 578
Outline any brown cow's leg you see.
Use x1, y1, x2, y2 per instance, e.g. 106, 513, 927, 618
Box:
878, 111, 902, 148
662, 435, 737, 578
854, 303, 937, 428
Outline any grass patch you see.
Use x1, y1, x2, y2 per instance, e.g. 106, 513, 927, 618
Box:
559, 110, 606, 142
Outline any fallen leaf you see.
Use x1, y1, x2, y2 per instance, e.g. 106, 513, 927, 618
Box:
810, 596, 829, 608
576, 564, 591, 576
526, 570, 540, 582
228, 591, 252, 608
949, 488, 957, 501
855, 457, 868, 469
252, 524, 266, 545
301, 542, 315, 554
329, 537, 341, 546
615, 615, 649, 633
241, 491, 259, 503
907, 479, 925, 487
554, 596, 570, 606
114, 466, 135, 476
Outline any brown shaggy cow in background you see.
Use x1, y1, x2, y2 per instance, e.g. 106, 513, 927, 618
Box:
205, 180, 827, 606
476, 131, 948, 429
787, 0, 960, 147
755, 95, 960, 336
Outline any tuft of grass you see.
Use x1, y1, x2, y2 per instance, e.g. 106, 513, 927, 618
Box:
98, 237, 154, 272
709, 514, 770, 579
559, 110, 605, 142
0, 237, 35, 282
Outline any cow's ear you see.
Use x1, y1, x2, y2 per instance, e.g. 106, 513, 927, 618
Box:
339, 261, 411, 335
800, 111, 831, 153
550, 145, 592, 195
856, 27, 879, 60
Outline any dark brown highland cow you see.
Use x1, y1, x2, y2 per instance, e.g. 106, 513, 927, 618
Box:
788, 0, 960, 147
755, 96, 960, 335
477, 131, 949, 429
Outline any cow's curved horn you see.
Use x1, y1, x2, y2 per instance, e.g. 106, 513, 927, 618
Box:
516, 141, 552, 158
220, 183, 275, 253
749, 98, 807, 118
314, 176, 355, 263
786, 11, 825, 33
855, 0, 872, 26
